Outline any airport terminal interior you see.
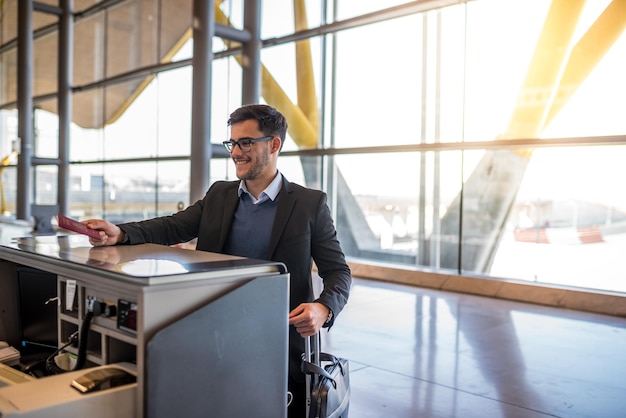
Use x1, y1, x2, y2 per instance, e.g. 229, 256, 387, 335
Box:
1, 0, 625, 417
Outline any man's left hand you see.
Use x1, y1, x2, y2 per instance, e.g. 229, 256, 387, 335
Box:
288, 302, 329, 337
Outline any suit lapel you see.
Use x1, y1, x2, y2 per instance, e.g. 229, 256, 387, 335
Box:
218, 185, 240, 251
268, 179, 295, 258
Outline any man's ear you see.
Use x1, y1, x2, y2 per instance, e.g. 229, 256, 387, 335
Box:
271, 136, 282, 153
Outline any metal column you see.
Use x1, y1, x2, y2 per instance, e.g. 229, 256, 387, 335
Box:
190, 0, 214, 203
58, 0, 73, 216
17, 0, 34, 220
242, 0, 261, 105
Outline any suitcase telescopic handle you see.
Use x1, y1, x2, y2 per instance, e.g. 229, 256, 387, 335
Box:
304, 332, 322, 417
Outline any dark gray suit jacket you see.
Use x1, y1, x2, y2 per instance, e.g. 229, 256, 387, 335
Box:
119, 177, 351, 380
119, 176, 351, 384
120, 176, 351, 317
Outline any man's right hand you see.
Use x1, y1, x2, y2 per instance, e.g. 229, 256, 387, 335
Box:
83, 219, 124, 247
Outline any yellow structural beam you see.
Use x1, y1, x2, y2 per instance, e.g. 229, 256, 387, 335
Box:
505, 0, 626, 150
542, 0, 626, 129
503, 0, 586, 143
294, 0, 319, 135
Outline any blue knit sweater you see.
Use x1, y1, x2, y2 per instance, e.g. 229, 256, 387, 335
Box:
223, 193, 279, 260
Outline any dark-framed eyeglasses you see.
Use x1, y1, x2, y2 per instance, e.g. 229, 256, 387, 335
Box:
222, 136, 273, 153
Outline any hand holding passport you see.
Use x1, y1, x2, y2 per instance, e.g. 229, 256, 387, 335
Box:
57, 214, 102, 239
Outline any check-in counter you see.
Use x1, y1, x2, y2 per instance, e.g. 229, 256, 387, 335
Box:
0, 234, 289, 418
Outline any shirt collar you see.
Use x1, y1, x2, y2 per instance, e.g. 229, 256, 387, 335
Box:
238, 171, 283, 204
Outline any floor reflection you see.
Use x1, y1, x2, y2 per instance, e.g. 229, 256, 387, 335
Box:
324, 278, 626, 418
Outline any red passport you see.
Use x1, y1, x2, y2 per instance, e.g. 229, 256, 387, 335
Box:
57, 214, 101, 239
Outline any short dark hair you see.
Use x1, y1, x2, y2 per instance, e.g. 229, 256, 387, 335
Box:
228, 104, 288, 150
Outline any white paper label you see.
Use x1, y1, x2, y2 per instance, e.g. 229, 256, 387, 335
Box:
65, 280, 76, 311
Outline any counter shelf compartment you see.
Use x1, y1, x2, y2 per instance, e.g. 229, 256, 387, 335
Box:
107, 337, 136, 365
59, 280, 79, 319
59, 320, 78, 347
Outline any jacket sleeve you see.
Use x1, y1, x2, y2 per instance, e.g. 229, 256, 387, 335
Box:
118, 196, 206, 246
310, 193, 351, 327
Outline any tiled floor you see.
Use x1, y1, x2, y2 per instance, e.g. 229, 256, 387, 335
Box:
323, 278, 626, 418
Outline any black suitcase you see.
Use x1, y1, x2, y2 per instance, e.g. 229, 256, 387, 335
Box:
302, 333, 350, 418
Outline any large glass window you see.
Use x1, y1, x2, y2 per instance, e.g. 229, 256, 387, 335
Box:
1, 0, 625, 298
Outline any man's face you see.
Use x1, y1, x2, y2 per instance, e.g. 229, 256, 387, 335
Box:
229, 119, 274, 181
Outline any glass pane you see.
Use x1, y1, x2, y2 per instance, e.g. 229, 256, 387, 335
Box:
209, 157, 234, 186
453, 149, 529, 273
211, 56, 242, 145
69, 163, 104, 219
33, 30, 58, 98
0, 1, 17, 41
155, 160, 190, 215
74, 12, 105, 85
0, 110, 18, 216
33, 11, 57, 31
261, 38, 322, 150
0, 166, 17, 216
216, 0, 243, 31
331, 15, 431, 148
71, 88, 105, 161
91, 160, 192, 222
260, 0, 322, 39
74, 1, 104, 14
276, 155, 307, 188
103, 78, 158, 159
490, 145, 626, 293
0, 110, 19, 157
0, 49, 17, 106
157, 68, 191, 157
160, 0, 193, 61
540, 32, 626, 138
103, 161, 158, 223
34, 165, 58, 205
34, 108, 59, 159
464, 0, 626, 140
334, 0, 409, 21
463, 1, 550, 141
106, 0, 159, 79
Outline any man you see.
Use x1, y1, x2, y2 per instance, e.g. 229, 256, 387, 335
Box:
85, 104, 351, 417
